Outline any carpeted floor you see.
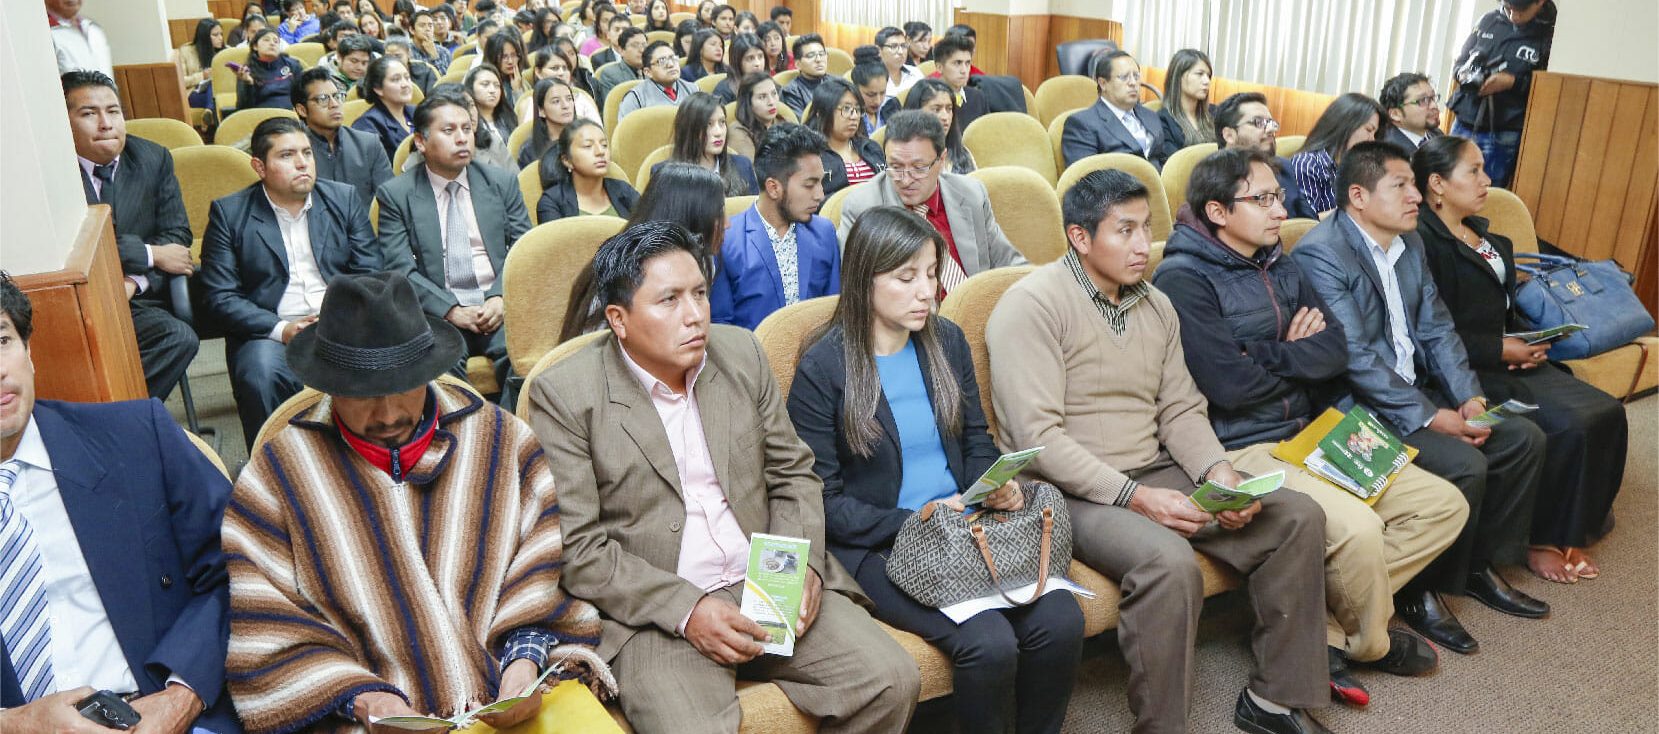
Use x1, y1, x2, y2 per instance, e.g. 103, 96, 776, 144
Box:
165, 342, 1658, 734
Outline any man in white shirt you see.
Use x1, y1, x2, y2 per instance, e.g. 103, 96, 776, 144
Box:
1060, 50, 1169, 169
46, 0, 113, 78
0, 274, 240, 733
875, 26, 922, 105
200, 117, 382, 446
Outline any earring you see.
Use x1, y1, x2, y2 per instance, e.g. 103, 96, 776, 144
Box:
1433, 195, 1442, 209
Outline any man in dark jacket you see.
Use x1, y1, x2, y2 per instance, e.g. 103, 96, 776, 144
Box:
293, 67, 393, 208
1446, 0, 1555, 186
1214, 92, 1318, 220
1154, 148, 1468, 706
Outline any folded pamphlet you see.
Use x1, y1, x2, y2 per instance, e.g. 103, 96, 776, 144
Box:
1506, 323, 1588, 345
1272, 408, 1420, 506
1187, 470, 1284, 513
740, 533, 810, 656
1316, 407, 1411, 499
367, 654, 566, 730
959, 446, 1045, 506
1466, 399, 1539, 429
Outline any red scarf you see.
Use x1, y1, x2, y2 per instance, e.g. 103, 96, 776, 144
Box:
334, 394, 438, 483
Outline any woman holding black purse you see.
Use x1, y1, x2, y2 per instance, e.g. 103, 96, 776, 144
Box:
1413, 134, 1627, 585
788, 207, 1083, 734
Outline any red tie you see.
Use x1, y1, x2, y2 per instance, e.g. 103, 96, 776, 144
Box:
663, 84, 677, 102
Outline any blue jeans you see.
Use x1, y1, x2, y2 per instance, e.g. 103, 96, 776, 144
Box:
1452, 121, 1522, 188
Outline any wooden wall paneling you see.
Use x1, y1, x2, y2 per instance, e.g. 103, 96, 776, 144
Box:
785, 0, 820, 35
1639, 200, 1659, 316
115, 63, 191, 122
1613, 92, 1659, 270
1042, 15, 1121, 82
953, 11, 1009, 78
1511, 71, 1561, 212
1531, 77, 1592, 243
169, 18, 204, 50
206, 0, 242, 19
1583, 84, 1653, 260
1006, 14, 1051, 92
1556, 80, 1623, 255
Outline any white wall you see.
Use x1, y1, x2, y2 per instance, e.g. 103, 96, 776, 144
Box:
0, 1, 91, 276
84, 0, 172, 65
1550, 0, 1659, 84
165, 0, 210, 18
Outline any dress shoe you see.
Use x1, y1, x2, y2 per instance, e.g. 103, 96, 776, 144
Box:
1396, 589, 1478, 654
1327, 647, 1370, 706
1358, 628, 1439, 676
1233, 689, 1333, 734
1465, 566, 1549, 618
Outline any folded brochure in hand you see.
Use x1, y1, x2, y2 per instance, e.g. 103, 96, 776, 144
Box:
959, 446, 1044, 506
1272, 407, 1419, 505
1505, 323, 1587, 345
367, 653, 567, 730
1466, 399, 1539, 428
741, 533, 810, 656
1187, 470, 1284, 513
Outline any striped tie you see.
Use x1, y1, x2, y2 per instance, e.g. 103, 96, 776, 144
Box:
0, 460, 57, 701
909, 203, 969, 296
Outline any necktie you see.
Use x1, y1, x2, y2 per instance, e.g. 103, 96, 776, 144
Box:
909, 203, 968, 296
0, 460, 57, 702
663, 83, 677, 102
92, 162, 116, 203
443, 181, 484, 307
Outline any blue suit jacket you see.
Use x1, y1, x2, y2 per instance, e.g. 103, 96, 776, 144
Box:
1289, 211, 1484, 435
1061, 98, 1169, 169
198, 179, 381, 342
711, 206, 841, 329
0, 400, 239, 732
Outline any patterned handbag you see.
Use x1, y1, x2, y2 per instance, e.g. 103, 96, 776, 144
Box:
885, 482, 1073, 609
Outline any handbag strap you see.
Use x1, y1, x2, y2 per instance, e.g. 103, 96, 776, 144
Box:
968, 507, 1054, 607
1623, 340, 1650, 405
1513, 251, 1577, 265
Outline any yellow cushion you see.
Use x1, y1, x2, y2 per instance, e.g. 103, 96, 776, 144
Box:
1564, 336, 1658, 400
753, 296, 839, 397
1160, 143, 1219, 216
126, 118, 203, 150
466, 355, 500, 396
501, 217, 629, 375
611, 105, 679, 184
172, 145, 260, 249
967, 166, 1067, 264
964, 113, 1057, 186
1034, 75, 1098, 128
463, 680, 623, 734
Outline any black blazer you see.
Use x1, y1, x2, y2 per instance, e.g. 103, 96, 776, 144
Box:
1383, 125, 1441, 156
1156, 103, 1216, 161
80, 135, 193, 290
1061, 98, 1168, 169
786, 319, 1001, 575
536, 177, 640, 222
820, 138, 886, 196
376, 162, 532, 317
956, 85, 990, 131
307, 125, 394, 208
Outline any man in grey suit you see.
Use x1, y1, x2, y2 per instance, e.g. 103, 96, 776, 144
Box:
616, 40, 697, 122
594, 26, 646, 108
1291, 142, 1547, 656
525, 221, 919, 734
376, 91, 531, 393
1061, 51, 1168, 169
201, 117, 382, 445
838, 111, 1026, 294
293, 67, 393, 208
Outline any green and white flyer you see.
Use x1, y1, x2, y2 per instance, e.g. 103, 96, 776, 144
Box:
741, 533, 811, 656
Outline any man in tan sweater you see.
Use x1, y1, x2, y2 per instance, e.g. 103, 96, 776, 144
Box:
987, 170, 1332, 734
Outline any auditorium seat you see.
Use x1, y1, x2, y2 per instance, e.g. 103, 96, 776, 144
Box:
437, 62, 469, 86
171, 145, 260, 253
695, 72, 727, 95
966, 166, 1067, 264
632, 145, 674, 190
1279, 217, 1318, 251
341, 99, 371, 127
1034, 75, 1098, 128
127, 118, 203, 150
214, 108, 298, 148
612, 105, 678, 183
501, 215, 628, 378
392, 134, 416, 173
1276, 134, 1306, 158
725, 195, 758, 218
209, 46, 250, 113
285, 42, 325, 68
773, 69, 801, 88
1057, 152, 1173, 242
516, 161, 630, 227
963, 112, 1057, 185
602, 79, 642, 132
826, 47, 854, 76
185, 430, 228, 479
1159, 142, 1219, 216
754, 295, 838, 395
1046, 109, 1076, 175
645, 29, 675, 46
818, 182, 862, 227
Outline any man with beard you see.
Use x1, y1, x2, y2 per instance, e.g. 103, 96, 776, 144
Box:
293, 66, 392, 208
1379, 72, 1444, 155
1214, 92, 1319, 220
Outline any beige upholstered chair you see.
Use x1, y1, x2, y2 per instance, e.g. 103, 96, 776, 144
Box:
966, 166, 1067, 264
171, 145, 260, 254
285, 42, 326, 68
1056, 153, 1173, 242
501, 215, 629, 377
695, 72, 727, 95
724, 195, 758, 218
213, 108, 297, 148
753, 296, 838, 396
1276, 134, 1307, 158
1159, 142, 1220, 216
963, 112, 1057, 186
632, 145, 675, 191
602, 79, 643, 133
1033, 74, 1098, 128
209, 45, 249, 113
1279, 218, 1319, 251
128, 118, 203, 150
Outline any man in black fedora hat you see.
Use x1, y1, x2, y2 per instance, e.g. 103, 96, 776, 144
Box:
221, 271, 622, 733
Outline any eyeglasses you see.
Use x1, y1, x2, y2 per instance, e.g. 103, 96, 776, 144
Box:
834, 104, 862, 118
889, 157, 938, 180
1110, 72, 1141, 84
1233, 189, 1287, 209
799, 50, 827, 61
649, 56, 679, 68
1244, 116, 1280, 132
1402, 93, 1440, 109
882, 44, 907, 53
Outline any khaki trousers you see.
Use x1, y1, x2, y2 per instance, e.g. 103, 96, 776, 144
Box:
1228, 443, 1469, 662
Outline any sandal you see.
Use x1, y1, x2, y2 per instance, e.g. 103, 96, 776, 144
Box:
1526, 545, 1579, 584
1564, 547, 1600, 580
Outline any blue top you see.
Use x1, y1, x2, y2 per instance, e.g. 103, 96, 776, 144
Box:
874, 341, 958, 510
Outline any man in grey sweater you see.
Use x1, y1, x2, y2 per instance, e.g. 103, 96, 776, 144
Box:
616, 40, 696, 122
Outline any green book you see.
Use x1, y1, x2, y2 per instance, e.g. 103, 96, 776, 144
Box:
959, 446, 1044, 506
741, 533, 810, 656
367, 656, 566, 730
1466, 399, 1540, 429
1316, 406, 1410, 497
1187, 470, 1285, 513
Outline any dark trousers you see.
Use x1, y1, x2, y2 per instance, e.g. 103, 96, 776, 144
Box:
228, 337, 305, 448
1402, 416, 1546, 594
853, 549, 1084, 734
450, 326, 511, 402
130, 298, 198, 401
1522, 366, 1628, 547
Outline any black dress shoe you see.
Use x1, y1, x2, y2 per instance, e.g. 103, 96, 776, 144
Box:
1233, 689, 1333, 734
1358, 628, 1439, 676
1396, 589, 1478, 654
1327, 647, 1370, 706
1465, 566, 1550, 618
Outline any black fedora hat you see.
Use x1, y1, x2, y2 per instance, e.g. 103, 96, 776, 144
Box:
287, 272, 465, 397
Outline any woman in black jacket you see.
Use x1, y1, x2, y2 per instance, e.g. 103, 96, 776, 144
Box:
235, 29, 305, 110
536, 118, 639, 222
804, 77, 885, 196
787, 207, 1083, 734
1413, 134, 1627, 584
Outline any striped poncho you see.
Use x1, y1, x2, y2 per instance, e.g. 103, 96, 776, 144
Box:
223, 382, 614, 733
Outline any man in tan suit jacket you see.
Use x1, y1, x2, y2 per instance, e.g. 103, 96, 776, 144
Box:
525, 221, 919, 733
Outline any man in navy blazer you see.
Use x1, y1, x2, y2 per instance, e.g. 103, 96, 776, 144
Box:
0, 275, 239, 733
293, 67, 394, 209
1061, 51, 1169, 169
200, 117, 381, 445
1291, 142, 1546, 655
712, 124, 841, 330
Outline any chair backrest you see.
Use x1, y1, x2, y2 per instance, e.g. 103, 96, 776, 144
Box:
286, 42, 326, 68
1275, 134, 1306, 159
209, 46, 250, 110
967, 166, 1068, 265
754, 296, 839, 397
695, 72, 727, 95
1021, 85, 1038, 119
725, 194, 757, 218
216, 17, 241, 38
870, 126, 886, 148
1055, 39, 1116, 77
773, 69, 801, 87
630, 14, 646, 27
633, 145, 675, 191
646, 29, 676, 47
963, 112, 1057, 185
1159, 142, 1219, 217
668, 12, 694, 26
1146, 240, 1167, 274
391, 133, 417, 173
455, 40, 478, 57
127, 118, 203, 150
819, 182, 863, 229
502, 215, 629, 375
507, 119, 536, 159
518, 162, 544, 225
1034, 75, 1098, 128
214, 108, 298, 147
253, 375, 480, 451
341, 99, 372, 127
438, 62, 470, 86
1046, 109, 1076, 176
185, 430, 229, 479
826, 47, 854, 76
603, 78, 643, 132
515, 330, 609, 420
611, 104, 679, 182
918, 60, 936, 76
1279, 218, 1318, 252
936, 266, 1034, 441
1057, 152, 1173, 242
1481, 187, 1539, 254
171, 145, 260, 251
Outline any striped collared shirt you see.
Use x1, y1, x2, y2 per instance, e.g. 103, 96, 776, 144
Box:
1064, 250, 1150, 336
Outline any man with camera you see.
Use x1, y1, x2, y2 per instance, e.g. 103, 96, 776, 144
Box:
1446, 0, 1556, 187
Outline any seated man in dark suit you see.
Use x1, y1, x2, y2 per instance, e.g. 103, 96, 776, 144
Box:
525, 221, 920, 733
837, 111, 1026, 296
780, 34, 830, 116
1291, 142, 1548, 655
930, 33, 988, 131
712, 123, 841, 329
1214, 92, 1319, 220
1061, 51, 1169, 169
200, 117, 381, 446
377, 90, 531, 393
293, 66, 393, 208
0, 274, 240, 733
62, 71, 198, 401
1378, 72, 1443, 155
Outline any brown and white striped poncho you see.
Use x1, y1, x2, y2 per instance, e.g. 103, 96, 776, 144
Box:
223, 383, 614, 734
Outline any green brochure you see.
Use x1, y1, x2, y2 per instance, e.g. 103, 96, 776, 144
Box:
1466, 399, 1540, 429
741, 533, 811, 656
367, 654, 566, 730
1187, 470, 1284, 513
1506, 323, 1588, 345
1316, 406, 1409, 497
959, 446, 1045, 506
